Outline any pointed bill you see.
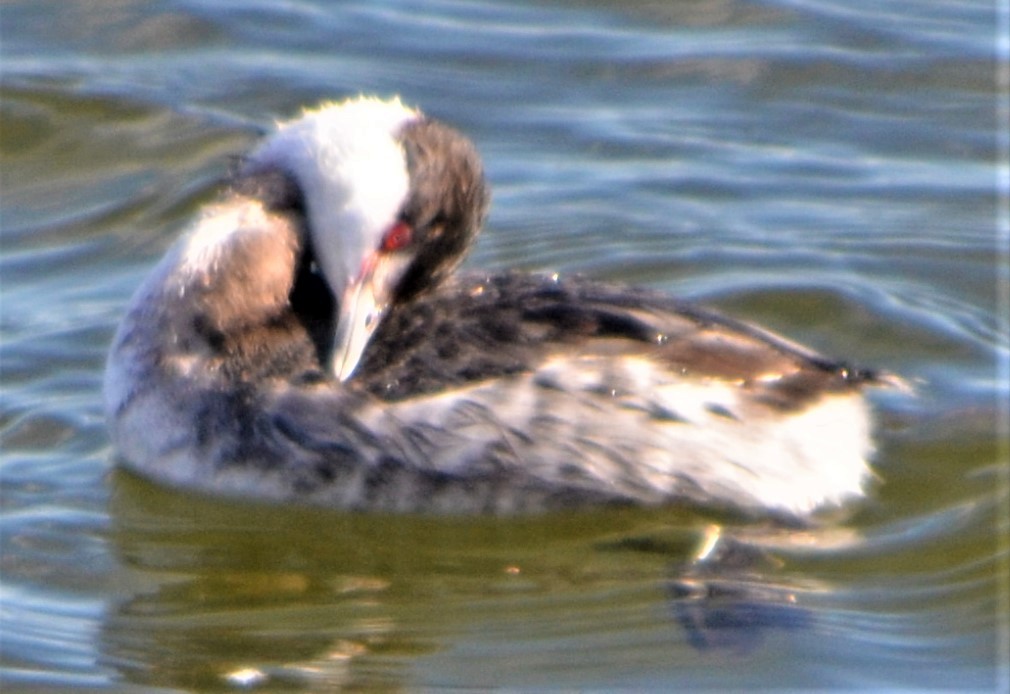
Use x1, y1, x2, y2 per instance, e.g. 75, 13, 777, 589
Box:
331, 251, 413, 381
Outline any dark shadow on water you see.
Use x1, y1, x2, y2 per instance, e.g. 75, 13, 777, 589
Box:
597, 516, 822, 655
667, 529, 813, 654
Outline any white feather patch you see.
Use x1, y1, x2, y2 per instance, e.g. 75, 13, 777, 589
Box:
375, 353, 874, 517
248, 96, 420, 294
176, 199, 273, 280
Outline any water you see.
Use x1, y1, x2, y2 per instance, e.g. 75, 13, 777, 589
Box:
1, 0, 1007, 689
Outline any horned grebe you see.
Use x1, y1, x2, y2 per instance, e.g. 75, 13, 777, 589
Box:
104, 96, 888, 518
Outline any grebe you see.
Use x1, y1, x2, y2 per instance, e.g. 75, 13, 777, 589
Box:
104, 96, 887, 518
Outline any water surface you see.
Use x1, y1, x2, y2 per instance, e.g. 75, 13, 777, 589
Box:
1, 0, 1007, 690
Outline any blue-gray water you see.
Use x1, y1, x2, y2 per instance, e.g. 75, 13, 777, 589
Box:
2, 0, 1007, 690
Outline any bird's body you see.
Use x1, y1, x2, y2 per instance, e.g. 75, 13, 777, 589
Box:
105, 96, 886, 519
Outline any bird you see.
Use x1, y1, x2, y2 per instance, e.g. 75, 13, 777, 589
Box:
104, 95, 890, 519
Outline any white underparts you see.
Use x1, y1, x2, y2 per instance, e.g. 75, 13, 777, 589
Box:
375, 354, 873, 517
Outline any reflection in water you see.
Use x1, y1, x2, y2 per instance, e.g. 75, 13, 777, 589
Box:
101, 575, 410, 690
668, 525, 813, 653
102, 472, 435, 689
98, 471, 924, 689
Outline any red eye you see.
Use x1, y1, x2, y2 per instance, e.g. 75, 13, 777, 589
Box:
381, 221, 413, 252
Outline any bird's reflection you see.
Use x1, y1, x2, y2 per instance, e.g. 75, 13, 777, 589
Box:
667, 525, 814, 653
101, 469, 437, 690
101, 469, 867, 689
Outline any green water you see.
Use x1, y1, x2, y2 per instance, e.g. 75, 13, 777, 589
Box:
1, 0, 1007, 689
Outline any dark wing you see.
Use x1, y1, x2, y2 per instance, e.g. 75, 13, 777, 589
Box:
354, 271, 881, 405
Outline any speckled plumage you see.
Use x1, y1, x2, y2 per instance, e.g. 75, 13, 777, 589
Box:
105, 96, 887, 519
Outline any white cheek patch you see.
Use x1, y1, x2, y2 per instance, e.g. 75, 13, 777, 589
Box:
249, 97, 421, 291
